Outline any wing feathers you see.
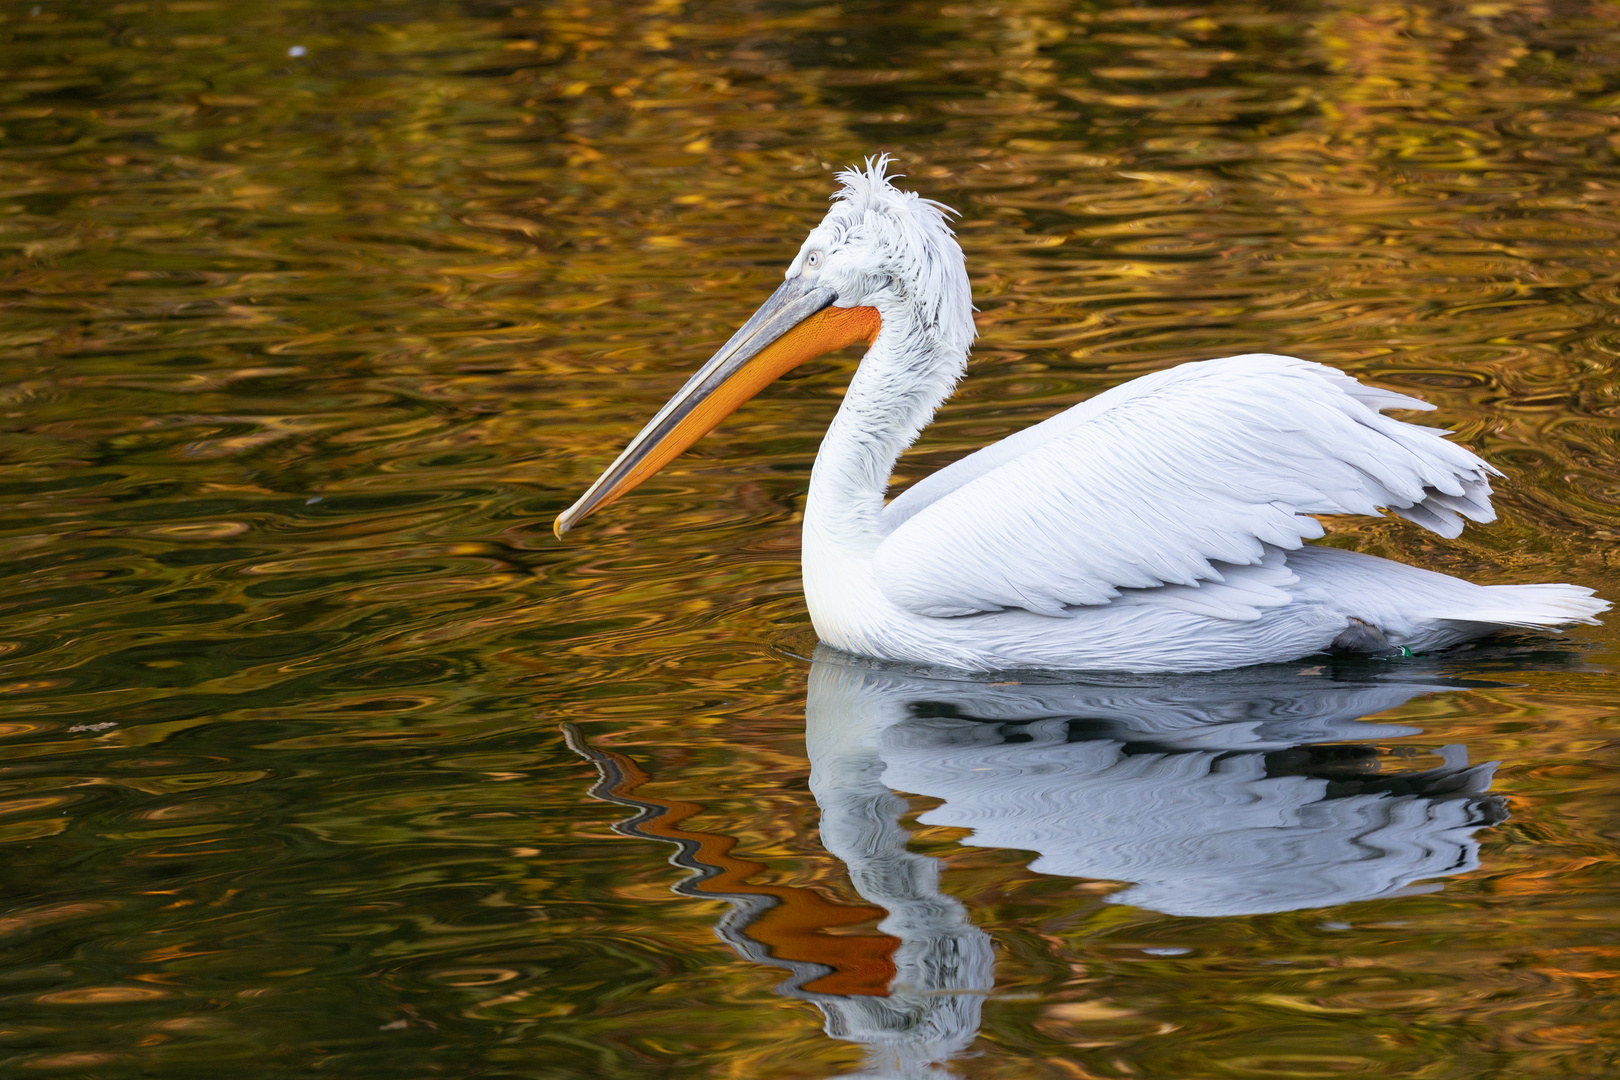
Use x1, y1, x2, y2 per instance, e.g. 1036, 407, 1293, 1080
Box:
875, 355, 1500, 619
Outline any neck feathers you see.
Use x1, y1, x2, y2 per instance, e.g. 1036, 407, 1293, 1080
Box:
807, 311, 968, 549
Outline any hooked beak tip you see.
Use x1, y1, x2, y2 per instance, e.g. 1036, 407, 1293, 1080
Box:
552, 513, 574, 540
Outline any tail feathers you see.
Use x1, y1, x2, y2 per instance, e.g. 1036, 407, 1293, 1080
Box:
1445, 582, 1610, 628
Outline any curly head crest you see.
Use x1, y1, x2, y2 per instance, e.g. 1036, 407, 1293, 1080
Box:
822, 155, 974, 348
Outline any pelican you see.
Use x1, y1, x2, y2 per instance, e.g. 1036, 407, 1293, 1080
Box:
555, 157, 1608, 672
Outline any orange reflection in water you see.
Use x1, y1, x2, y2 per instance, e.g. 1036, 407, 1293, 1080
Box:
563, 724, 898, 997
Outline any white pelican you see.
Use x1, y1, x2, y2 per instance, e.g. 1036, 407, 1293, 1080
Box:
555, 157, 1608, 672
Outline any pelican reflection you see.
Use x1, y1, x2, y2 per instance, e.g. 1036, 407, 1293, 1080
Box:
816, 654, 1507, 918
569, 653, 1507, 1077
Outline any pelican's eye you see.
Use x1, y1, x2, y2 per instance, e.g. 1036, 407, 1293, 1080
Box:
805, 250, 823, 271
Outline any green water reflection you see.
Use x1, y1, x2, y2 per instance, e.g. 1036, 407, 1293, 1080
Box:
1, 0, 1619, 1076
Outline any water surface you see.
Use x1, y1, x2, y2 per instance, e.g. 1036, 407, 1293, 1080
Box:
2, 0, 1619, 1076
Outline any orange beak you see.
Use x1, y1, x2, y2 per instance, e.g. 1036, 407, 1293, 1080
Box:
554, 277, 880, 537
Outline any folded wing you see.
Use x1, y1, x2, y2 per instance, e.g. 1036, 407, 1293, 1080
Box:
875, 354, 1499, 619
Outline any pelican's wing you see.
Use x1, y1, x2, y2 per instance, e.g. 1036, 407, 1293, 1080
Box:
876, 354, 1499, 618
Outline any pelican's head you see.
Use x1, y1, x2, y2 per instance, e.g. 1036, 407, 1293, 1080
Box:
554, 155, 973, 537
